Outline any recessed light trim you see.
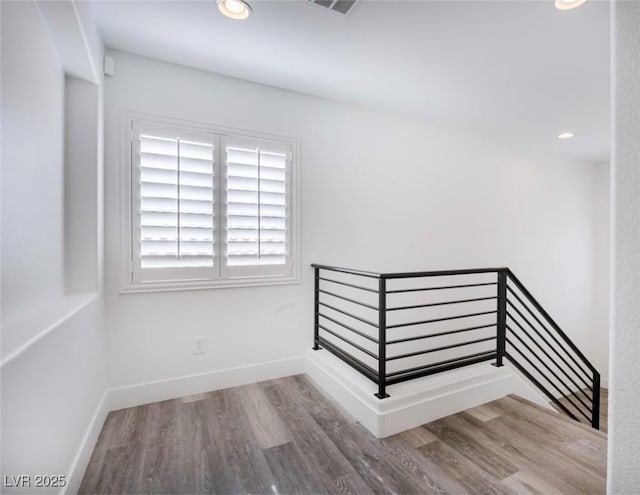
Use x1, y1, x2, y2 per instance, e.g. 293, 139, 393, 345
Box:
554, 0, 587, 11
557, 132, 575, 139
217, 0, 252, 20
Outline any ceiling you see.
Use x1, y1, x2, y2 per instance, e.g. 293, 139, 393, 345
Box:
89, 0, 610, 163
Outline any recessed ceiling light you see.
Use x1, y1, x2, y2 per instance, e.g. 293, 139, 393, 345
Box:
557, 132, 575, 139
217, 0, 252, 20
554, 0, 587, 11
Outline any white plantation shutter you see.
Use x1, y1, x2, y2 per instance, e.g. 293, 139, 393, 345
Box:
132, 122, 218, 282
126, 117, 296, 290
223, 135, 292, 277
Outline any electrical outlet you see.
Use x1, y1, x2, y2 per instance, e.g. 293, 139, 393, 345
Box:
193, 336, 205, 355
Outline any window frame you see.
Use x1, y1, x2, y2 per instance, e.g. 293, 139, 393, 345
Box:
119, 112, 300, 294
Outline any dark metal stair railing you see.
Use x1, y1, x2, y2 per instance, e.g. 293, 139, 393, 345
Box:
311, 263, 601, 430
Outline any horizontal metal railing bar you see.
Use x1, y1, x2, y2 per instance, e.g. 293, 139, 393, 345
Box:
381, 267, 507, 279
387, 323, 497, 345
313, 263, 507, 280
318, 324, 379, 360
318, 288, 378, 311
317, 313, 379, 343
312, 263, 382, 279
506, 327, 593, 412
386, 282, 497, 294
386, 351, 497, 384
318, 301, 379, 328
319, 277, 379, 294
506, 315, 593, 395
507, 285, 593, 380
506, 338, 591, 422
507, 302, 593, 388
317, 336, 379, 383
507, 270, 597, 374
386, 350, 496, 379
504, 353, 580, 423
387, 336, 496, 361
387, 296, 497, 312
387, 310, 497, 329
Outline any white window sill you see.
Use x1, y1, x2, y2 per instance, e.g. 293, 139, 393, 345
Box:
119, 275, 300, 294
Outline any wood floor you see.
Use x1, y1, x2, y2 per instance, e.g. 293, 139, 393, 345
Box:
80, 375, 607, 494
551, 387, 608, 433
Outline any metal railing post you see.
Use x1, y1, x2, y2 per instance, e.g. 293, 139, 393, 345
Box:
313, 267, 321, 350
375, 277, 390, 398
495, 269, 507, 367
592, 372, 601, 430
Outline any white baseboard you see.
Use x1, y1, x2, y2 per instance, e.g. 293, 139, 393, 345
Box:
63, 390, 110, 495
108, 356, 306, 411
305, 348, 551, 438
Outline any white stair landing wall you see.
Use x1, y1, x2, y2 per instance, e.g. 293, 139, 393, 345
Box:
305, 347, 550, 438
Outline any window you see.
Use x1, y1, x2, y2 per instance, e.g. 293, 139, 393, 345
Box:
121, 115, 299, 292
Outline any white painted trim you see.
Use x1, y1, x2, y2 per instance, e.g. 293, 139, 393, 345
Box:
1, 293, 99, 367
119, 276, 301, 294
108, 356, 305, 411
68, 0, 100, 84
305, 348, 551, 438
63, 391, 110, 495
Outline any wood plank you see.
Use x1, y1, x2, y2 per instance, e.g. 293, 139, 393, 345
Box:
501, 471, 565, 495
260, 379, 355, 484
424, 414, 519, 480
89, 443, 145, 494
498, 395, 607, 442
393, 425, 438, 448
137, 399, 190, 494
332, 471, 375, 495
482, 416, 605, 494
500, 413, 605, 476
107, 405, 150, 449
179, 391, 215, 403
233, 382, 292, 449
378, 434, 470, 494
286, 375, 434, 494
80, 403, 162, 494
564, 438, 607, 478
465, 401, 503, 422
263, 441, 328, 495
416, 440, 512, 495
202, 388, 276, 494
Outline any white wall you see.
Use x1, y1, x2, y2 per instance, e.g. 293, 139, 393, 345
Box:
1, 0, 65, 325
609, 1, 640, 491
105, 50, 605, 393
1, 297, 106, 493
1, 1, 107, 492
65, 77, 101, 293
590, 162, 610, 381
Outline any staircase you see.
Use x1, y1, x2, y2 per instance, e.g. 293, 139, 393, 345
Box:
550, 387, 608, 433
311, 264, 602, 430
